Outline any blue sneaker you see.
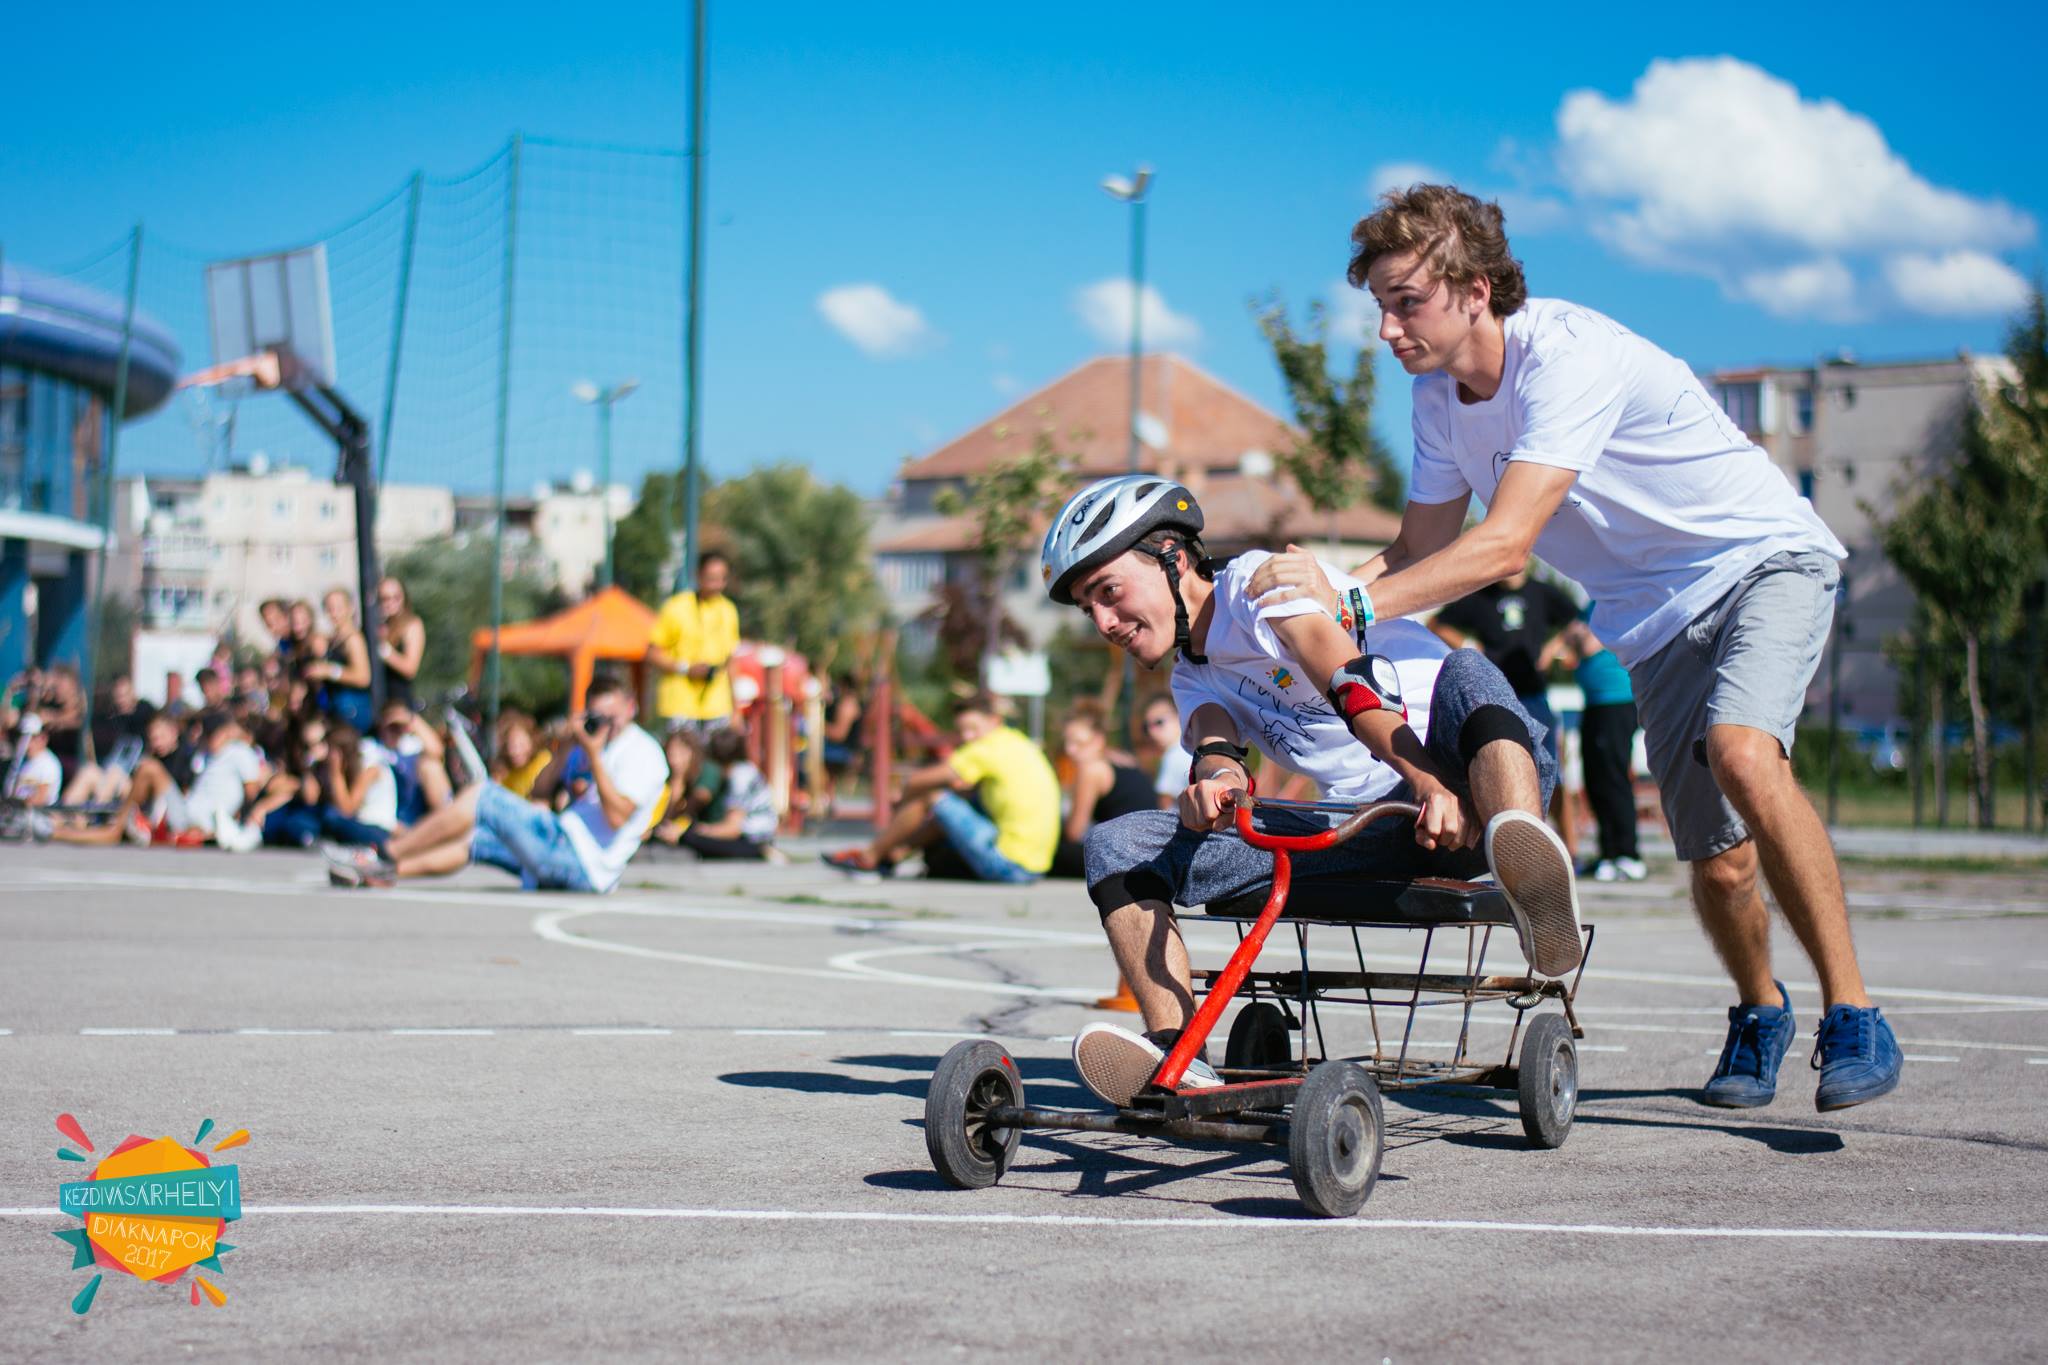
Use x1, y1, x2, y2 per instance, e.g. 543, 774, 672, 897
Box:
1812, 1004, 1903, 1111
1701, 980, 1796, 1108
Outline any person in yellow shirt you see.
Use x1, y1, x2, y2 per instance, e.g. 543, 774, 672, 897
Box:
647, 551, 741, 732
822, 693, 1057, 883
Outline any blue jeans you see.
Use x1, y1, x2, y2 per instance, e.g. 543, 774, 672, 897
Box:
262, 801, 390, 852
470, 783, 594, 891
928, 791, 1038, 883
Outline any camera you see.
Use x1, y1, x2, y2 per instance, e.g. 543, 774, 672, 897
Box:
581, 713, 607, 736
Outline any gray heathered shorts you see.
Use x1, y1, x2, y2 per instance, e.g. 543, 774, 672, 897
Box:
1083, 650, 1556, 915
1627, 550, 1840, 862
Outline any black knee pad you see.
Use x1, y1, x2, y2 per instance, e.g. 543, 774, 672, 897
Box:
1089, 870, 1175, 920
1458, 703, 1537, 767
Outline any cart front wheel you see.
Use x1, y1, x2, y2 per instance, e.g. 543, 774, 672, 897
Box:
1225, 1002, 1292, 1070
1516, 1013, 1578, 1149
1287, 1061, 1384, 1218
925, 1040, 1026, 1188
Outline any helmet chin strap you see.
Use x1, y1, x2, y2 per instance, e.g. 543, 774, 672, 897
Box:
1147, 540, 1206, 666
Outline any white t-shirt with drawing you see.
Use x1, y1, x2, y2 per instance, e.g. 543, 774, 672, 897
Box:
559, 723, 671, 893
1408, 297, 1846, 668
1172, 551, 1450, 803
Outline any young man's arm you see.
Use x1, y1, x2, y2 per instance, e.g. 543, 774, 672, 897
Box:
1249, 462, 1580, 621
580, 730, 642, 831
1178, 703, 1248, 833
1267, 613, 1475, 851
906, 758, 971, 800
1345, 496, 1471, 585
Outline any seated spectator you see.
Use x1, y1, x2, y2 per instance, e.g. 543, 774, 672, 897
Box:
375, 577, 426, 711
248, 716, 395, 851
676, 728, 780, 860
260, 598, 291, 654
196, 666, 230, 711
822, 693, 1058, 883
1050, 703, 1156, 878
49, 711, 266, 847
491, 711, 553, 798
368, 699, 453, 826
284, 599, 321, 687
324, 674, 669, 892
817, 672, 867, 815
36, 664, 85, 787
1141, 694, 1192, 811
6, 715, 63, 807
161, 671, 193, 720
651, 729, 707, 844
65, 674, 156, 806
234, 664, 266, 710
307, 588, 375, 731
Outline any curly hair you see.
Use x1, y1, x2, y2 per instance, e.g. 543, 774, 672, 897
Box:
1347, 183, 1528, 318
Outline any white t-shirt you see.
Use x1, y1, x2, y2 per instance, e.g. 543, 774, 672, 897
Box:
722, 762, 781, 843
1408, 298, 1846, 668
1154, 743, 1193, 799
559, 723, 671, 893
185, 741, 265, 829
10, 749, 62, 806
1173, 552, 1450, 802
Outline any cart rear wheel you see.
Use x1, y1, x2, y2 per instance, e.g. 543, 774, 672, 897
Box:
1287, 1061, 1383, 1218
1225, 1002, 1292, 1070
925, 1040, 1025, 1188
1516, 1013, 1578, 1149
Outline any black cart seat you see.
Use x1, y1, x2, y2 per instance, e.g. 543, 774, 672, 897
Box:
1203, 876, 1511, 929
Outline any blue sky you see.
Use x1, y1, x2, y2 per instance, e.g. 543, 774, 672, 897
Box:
5, 2, 2044, 498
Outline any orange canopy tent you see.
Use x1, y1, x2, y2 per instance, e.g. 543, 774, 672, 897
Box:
468, 586, 656, 712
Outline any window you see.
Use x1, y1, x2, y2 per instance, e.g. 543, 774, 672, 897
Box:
1797, 469, 1816, 500
1712, 382, 1762, 436
270, 545, 292, 566
1794, 387, 1814, 435
319, 548, 338, 568
273, 498, 291, 518
319, 500, 335, 520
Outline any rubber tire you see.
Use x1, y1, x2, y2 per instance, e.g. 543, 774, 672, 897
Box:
1225, 1002, 1292, 1070
1287, 1061, 1384, 1218
925, 1039, 1026, 1189
1516, 1013, 1578, 1150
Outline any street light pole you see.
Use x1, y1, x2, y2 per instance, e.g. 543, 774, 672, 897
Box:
1101, 168, 1153, 743
574, 378, 639, 591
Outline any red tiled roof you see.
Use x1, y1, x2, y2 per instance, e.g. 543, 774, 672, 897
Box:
898, 354, 1299, 483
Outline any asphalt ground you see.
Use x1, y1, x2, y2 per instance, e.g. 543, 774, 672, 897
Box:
3, 838, 2046, 1362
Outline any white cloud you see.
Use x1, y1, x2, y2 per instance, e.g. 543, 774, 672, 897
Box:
1367, 161, 1450, 199
1734, 258, 1860, 322
1882, 250, 2031, 317
991, 372, 1019, 395
1552, 56, 2035, 318
1073, 279, 1202, 350
816, 283, 934, 357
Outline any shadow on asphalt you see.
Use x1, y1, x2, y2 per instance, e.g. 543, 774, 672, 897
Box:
1389, 1084, 1849, 1154
717, 1053, 1096, 1107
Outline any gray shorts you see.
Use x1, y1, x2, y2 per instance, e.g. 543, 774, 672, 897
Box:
1083, 650, 1556, 914
1628, 551, 1840, 862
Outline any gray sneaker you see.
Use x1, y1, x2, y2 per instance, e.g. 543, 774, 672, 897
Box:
1072, 1023, 1222, 1107
1485, 810, 1586, 978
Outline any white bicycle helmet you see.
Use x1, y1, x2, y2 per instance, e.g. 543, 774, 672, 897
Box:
1042, 474, 1212, 663
1041, 475, 1204, 605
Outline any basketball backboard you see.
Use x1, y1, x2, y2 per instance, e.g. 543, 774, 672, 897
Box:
202, 245, 336, 391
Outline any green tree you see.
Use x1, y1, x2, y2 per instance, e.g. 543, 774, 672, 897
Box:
612, 469, 684, 605
934, 426, 1079, 680
1877, 379, 2043, 827
700, 463, 882, 663
385, 536, 568, 716
1253, 294, 1402, 513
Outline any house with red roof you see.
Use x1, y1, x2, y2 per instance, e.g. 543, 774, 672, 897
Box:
871, 353, 1400, 652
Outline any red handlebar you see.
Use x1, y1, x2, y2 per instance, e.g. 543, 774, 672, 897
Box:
1227, 793, 1423, 852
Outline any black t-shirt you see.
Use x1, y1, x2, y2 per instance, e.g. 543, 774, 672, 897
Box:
1090, 763, 1156, 826
92, 701, 157, 760
1434, 579, 1578, 697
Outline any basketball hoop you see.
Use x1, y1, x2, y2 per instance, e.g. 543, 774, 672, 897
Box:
177, 350, 285, 392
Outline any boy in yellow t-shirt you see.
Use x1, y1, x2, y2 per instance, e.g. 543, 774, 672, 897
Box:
647, 551, 740, 731
822, 693, 1057, 882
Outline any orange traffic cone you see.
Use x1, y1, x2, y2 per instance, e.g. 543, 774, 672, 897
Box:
1093, 974, 1141, 1012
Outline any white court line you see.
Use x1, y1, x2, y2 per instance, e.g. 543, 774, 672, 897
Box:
733, 1028, 824, 1037
571, 1028, 673, 1036
2029, 1058, 2048, 1065
1902, 1055, 1959, 1063
0, 1203, 2039, 1244
388, 1028, 495, 1037
236, 1028, 333, 1036
78, 1027, 175, 1036
889, 1030, 995, 1040
1577, 1044, 1629, 1053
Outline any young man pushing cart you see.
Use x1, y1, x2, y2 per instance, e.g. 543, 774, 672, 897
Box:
1247, 183, 1900, 1111
1042, 475, 1584, 1107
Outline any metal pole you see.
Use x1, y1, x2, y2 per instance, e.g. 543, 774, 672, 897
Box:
487, 135, 522, 735
599, 395, 614, 589
376, 172, 424, 486
1910, 643, 1925, 828
1117, 188, 1147, 745
676, 0, 707, 590
82, 222, 142, 757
